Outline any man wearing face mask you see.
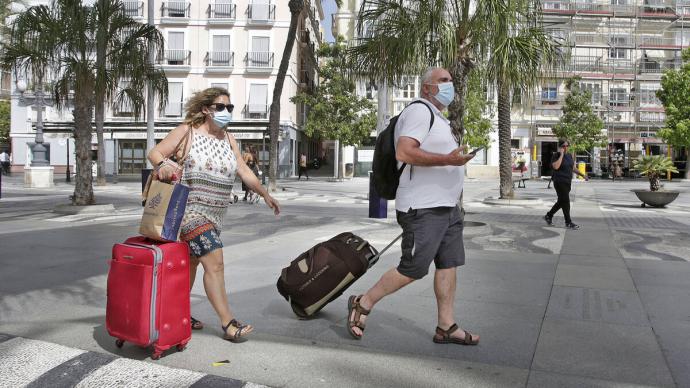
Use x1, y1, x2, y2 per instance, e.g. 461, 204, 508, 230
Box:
148, 87, 280, 342
347, 68, 479, 346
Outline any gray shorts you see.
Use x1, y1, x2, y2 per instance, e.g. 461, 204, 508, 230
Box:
395, 206, 465, 279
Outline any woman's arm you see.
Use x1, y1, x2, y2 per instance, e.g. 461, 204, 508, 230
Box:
552, 149, 565, 170
147, 124, 190, 181
227, 134, 280, 215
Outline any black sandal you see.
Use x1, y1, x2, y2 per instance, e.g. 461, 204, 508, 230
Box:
433, 323, 479, 345
347, 295, 370, 340
191, 317, 204, 330
222, 319, 253, 343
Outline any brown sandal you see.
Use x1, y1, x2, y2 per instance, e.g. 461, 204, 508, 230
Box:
191, 317, 204, 330
222, 319, 253, 343
433, 323, 479, 345
347, 295, 370, 340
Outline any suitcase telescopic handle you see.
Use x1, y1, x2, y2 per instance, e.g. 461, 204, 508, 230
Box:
368, 233, 403, 268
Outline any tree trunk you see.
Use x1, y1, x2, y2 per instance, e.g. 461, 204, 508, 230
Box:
268, 0, 302, 192
497, 79, 514, 199
447, 57, 474, 145
650, 174, 660, 191
72, 94, 95, 205
95, 98, 106, 186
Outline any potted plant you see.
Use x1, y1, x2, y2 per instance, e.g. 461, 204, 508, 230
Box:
631, 155, 680, 207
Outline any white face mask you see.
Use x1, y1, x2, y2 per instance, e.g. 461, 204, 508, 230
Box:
211, 106, 233, 128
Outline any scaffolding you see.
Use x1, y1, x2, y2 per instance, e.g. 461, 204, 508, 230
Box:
530, 0, 689, 175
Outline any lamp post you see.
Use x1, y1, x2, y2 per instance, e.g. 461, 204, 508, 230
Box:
16, 77, 50, 166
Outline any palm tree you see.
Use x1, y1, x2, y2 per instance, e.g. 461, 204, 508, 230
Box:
93, 0, 167, 186
2, 0, 166, 204
346, 0, 504, 142
484, 0, 561, 198
267, 0, 301, 191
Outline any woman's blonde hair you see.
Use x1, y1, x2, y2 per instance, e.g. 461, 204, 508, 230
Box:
183, 87, 230, 128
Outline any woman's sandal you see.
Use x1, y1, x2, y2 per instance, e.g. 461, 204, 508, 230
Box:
191, 317, 204, 330
222, 319, 253, 343
433, 323, 479, 346
347, 295, 370, 340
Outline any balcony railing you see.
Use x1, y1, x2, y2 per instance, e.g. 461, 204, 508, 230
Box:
209, 2, 236, 19
639, 59, 683, 74
245, 52, 274, 68
542, 1, 685, 16
638, 111, 666, 122
122, 1, 143, 17
162, 1, 190, 18
639, 36, 686, 48
162, 102, 184, 118
243, 104, 269, 120
205, 51, 234, 67
161, 49, 191, 65
248, 2, 276, 22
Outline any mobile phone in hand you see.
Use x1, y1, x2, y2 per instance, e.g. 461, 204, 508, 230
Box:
469, 146, 485, 155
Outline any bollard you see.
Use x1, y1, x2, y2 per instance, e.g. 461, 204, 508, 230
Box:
578, 162, 586, 180
368, 171, 387, 218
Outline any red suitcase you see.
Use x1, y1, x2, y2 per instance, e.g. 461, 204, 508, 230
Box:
106, 236, 191, 359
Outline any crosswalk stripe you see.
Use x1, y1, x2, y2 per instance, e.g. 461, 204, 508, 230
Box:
74, 357, 206, 388
26, 352, 116, 388
0, 338, 85, 387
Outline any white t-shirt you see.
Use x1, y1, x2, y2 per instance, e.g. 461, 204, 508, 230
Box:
393, 98, 464, 211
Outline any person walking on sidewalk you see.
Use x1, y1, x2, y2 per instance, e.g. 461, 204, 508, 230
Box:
0, 150, 10, 175
298, 152, 309, 180
148, 87, 281, 342
346, 67, 479, 346
544, 139, 588, 230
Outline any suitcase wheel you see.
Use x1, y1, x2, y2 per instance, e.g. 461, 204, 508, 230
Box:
115, 339, 124, 348
151, 351, 162, 360
290, 301, 310, 319
176, 344, 186, 352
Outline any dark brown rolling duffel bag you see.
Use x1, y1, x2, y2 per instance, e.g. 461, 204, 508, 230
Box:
277, 232, 401, 318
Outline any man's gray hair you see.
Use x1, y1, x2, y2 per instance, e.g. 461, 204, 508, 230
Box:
420, 67, 442, 93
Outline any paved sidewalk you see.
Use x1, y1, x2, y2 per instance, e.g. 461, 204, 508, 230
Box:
1, 176, 689, 387
0, 333, 264, 387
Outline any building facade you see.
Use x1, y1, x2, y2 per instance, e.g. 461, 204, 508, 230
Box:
334, 0, 689, 179
9, 0, 323, 178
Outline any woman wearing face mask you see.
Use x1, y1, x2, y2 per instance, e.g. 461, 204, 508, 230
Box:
148, 87, 280, 342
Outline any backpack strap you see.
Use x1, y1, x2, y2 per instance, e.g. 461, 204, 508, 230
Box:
396, 100, 435, 178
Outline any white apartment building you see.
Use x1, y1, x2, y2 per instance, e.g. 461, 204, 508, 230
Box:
334, 0, 690, 179
8, 0, 324, 178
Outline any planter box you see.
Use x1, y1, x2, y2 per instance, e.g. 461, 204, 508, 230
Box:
631, 189, 679, 208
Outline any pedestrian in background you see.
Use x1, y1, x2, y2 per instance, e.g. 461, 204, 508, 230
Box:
544, 139, 588, 230
346, 67, 479, 346
298, 152, 308, 180
148, 87, 280, 342
0, 150, 10, 175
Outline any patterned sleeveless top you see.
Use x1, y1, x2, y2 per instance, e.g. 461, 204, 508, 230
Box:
180, 131, 237, 236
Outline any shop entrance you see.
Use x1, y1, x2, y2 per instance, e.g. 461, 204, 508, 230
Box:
540, 141, 557, 176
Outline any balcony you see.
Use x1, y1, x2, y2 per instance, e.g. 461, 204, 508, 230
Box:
639, 36, 685, 49
208, 2, 236, 24
639, 2, 677, 18
161, 1, 190, 24
205, 51, 234, 73
159, 50, 191, 72
248, 2, 276, 25
245, 52, 274, 72
638, 59, 683, 75
638, 111, 666, 123
243, 104, 269, 120
121, 1, 143, 18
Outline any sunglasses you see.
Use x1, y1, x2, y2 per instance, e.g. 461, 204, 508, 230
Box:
210, 103, 234, 113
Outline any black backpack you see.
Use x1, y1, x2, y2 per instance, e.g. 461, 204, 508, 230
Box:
372, 101, 434, 199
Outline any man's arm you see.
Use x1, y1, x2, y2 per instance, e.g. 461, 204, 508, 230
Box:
396, 137, 473, 167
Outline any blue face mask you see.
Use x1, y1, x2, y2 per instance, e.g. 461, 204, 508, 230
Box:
212, 108, 232, 128
431, 82, 455, 107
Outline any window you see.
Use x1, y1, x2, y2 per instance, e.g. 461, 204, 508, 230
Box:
640, 86, 661, 105
397, 78, 415, 99
511, 139, 520, 149
167, 31, 185, 64
248, 83, 268, 119
212, 0, 234, 18
122, 1, 142, 17
250, 0, 272, 20
541, 86, 558, 104
609, 88, 628, 106
579, 82, 602, 105
167, 1, 187, 17
609, 37, 627, 59
165, 82, 183, 117
211, 82, 229, 91
119, 141, 146, 174
115, 81, 134, 114
365, 85, 376, 100
211, 35, 231, 66
249, 36, 271, 67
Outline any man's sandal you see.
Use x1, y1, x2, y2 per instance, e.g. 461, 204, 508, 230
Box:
347, 295, 370, 340
433, 323, 479, 346
222, 319, 253, 343
191, 317, 204, 330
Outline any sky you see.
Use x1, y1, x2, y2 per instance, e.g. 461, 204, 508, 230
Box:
321, 0, 337, 43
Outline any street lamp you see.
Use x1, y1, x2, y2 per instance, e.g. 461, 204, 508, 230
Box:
16, 77, 50, 167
